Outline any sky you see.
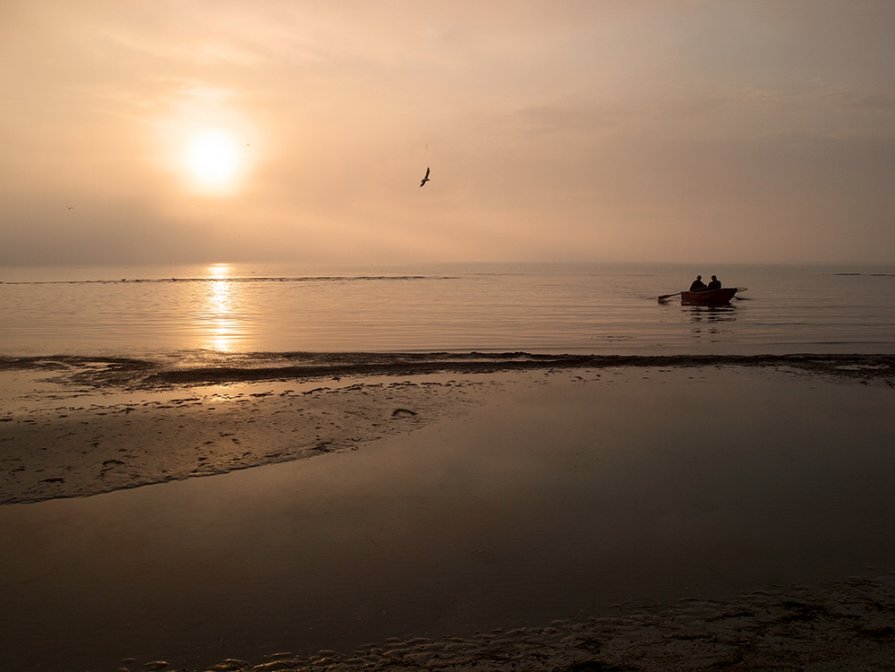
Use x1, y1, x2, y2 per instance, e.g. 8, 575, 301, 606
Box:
2, 0, 894, 266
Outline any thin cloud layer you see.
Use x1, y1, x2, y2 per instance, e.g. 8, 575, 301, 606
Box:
2, 0, 894, 265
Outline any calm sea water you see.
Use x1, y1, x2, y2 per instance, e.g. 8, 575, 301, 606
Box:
2, 262, 894, 356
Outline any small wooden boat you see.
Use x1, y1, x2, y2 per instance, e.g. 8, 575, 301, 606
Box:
680, 287, 737, 306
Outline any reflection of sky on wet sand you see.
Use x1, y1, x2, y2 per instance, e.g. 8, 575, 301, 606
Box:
3, 369, 895, 671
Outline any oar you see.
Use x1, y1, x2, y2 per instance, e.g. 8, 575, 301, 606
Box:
657, 292, 681, 302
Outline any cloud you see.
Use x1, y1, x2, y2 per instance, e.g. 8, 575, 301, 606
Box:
2, 0, 894, 265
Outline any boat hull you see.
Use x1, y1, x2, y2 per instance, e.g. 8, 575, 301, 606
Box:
681, 287, 737, 306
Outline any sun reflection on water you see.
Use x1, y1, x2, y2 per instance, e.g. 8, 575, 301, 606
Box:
205, 264, 238, 352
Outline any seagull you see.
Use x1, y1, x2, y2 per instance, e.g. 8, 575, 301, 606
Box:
419, 166, 430, 188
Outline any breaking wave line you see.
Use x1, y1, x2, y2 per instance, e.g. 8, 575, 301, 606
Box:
2, 352, 893, 389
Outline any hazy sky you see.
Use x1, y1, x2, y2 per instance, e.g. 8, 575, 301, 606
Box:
2, 0, 894, 266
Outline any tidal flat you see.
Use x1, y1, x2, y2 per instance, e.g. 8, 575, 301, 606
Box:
1, 359, 894, 671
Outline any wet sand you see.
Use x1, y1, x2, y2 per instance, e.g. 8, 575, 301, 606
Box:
2, 352, 892, 506
1, 358, 895, 671
0, 370, 487, 504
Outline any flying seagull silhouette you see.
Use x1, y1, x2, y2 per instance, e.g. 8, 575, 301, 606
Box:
419, 166, 430, 188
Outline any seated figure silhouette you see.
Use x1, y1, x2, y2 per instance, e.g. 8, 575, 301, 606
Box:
706, 275, 721, 290
689, 275, 707, 292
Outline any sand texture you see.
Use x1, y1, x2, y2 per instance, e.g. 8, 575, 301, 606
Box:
0, 374, 487, 504
180, 574, 895, 672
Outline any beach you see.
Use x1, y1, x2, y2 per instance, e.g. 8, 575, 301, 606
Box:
6, 0, 895, 668
2, 356, 894, 671
2, 353, 893, 505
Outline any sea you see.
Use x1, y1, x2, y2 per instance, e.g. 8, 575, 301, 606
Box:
1, 261, 894, 358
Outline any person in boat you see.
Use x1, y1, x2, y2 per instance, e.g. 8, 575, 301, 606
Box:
706, 275, 721, 290
689, 275, 706, 292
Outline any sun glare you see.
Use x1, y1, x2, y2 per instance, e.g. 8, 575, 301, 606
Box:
205, 263, 236, 351
184, 129, 242, 192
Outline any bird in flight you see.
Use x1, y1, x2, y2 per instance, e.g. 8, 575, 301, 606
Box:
419, 166, 430, 188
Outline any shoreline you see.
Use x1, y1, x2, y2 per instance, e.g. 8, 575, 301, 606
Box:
3, 355, 894, 505
2, 351, 894, 389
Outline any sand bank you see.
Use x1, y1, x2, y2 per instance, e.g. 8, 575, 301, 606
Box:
1, 352, 893, 504
0, 373, 491, 504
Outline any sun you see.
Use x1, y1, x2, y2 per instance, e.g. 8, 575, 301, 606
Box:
183, 128, 242, 192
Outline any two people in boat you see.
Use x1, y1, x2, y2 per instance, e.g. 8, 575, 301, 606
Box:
690, 275, 721, 292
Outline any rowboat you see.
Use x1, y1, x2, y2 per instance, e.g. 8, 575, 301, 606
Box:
680, 287, 738, 306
